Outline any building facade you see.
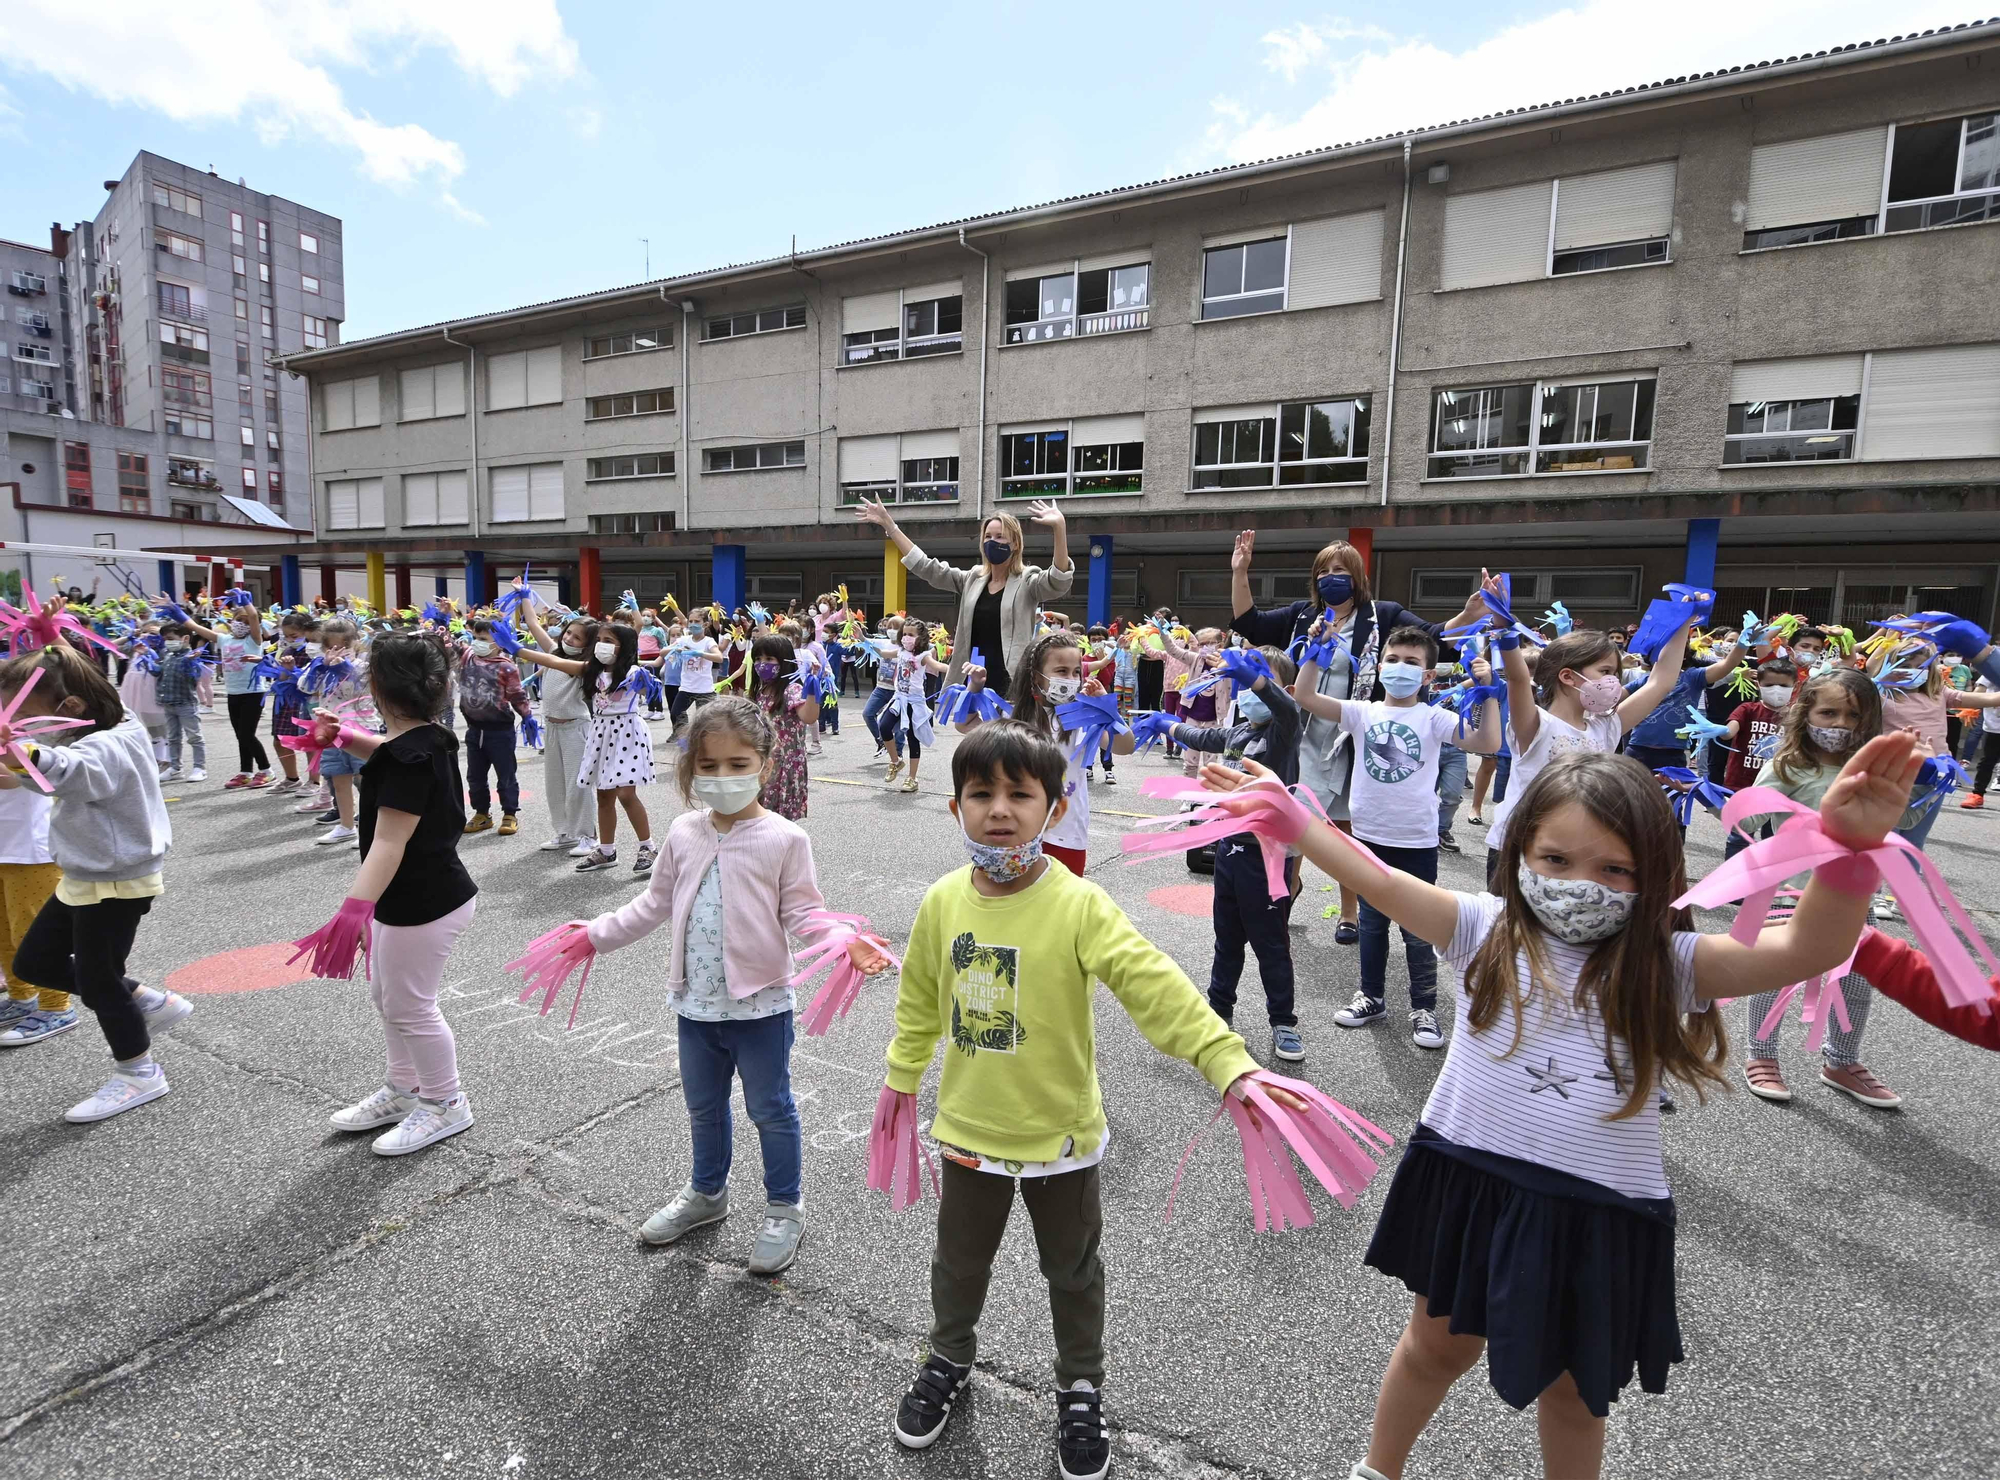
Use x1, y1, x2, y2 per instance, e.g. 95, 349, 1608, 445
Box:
1, 152, 339, 597
271, 22, 2000, 632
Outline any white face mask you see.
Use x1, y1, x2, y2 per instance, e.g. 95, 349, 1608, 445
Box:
470, 640, 496, 658
692, 772, 763, 815
1042, 674, 1081, 704
1516, 862, 1637, 945
1758, 684, 1793, 707
304, 642, 323, 657
229, 622, 249, 637
818, 603, 830, 614
593, 642, 617, 664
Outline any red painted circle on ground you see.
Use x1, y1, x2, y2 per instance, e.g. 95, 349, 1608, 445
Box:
1147, 883, 1214, 917
165, 943, 318, 996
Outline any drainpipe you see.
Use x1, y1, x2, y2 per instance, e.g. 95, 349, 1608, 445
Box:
1379, 137, 1414, 509
958, 228, 990, 514
666, 286, 692, 534
442, 327, 479, 538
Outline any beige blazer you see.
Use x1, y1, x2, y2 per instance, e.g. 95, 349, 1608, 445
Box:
903, 544, 1076, 688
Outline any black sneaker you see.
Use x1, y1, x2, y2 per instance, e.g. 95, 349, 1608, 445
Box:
1055, 1382, 1110, 1480
1334, 991, 1387, 1028
317, 807, 339, 824
1439, 829, 1461, 854
895, 1354, 970, 1450
1334, 920, 1360, 946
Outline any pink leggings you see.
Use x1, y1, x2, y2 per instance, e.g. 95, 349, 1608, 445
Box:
370, 897, 476, 1099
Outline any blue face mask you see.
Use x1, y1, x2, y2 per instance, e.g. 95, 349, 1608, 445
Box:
1237, 691, 1271, 724
1316, 573, 1353, 608
1379, 661, 1425, 698
982, 538, 1013, 566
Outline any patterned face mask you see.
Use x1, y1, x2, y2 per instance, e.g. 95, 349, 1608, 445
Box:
1515, 861, 1636, 945
956, 801, 1058, 884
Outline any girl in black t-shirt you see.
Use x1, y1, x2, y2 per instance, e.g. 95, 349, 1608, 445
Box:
305, 630, 480, 1158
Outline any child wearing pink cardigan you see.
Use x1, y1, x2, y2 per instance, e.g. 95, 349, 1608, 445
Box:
582, 697, 882, 1275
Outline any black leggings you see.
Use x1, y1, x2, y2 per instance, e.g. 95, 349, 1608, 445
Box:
15, 895, 153, 1060
880, 707, 922, 760
1975, 731, 2000, 794
227, 692, 270, 772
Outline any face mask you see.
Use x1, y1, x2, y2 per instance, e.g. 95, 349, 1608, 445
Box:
1237, 691, 1271, 724
691, 772, 764, 815
1042, 674, 1081, 704
957, 801, 1058, 885
1379, 661, 1425, 698
229, 622, 249, 638
594, 642, 617, 664
1808, 724, 1853, 753
1316, 572, 1353, 608
754, 661, 779, 682
818, 603, 830, 614
902, 635, 919, 651
982, 538, 1012, 566
304, 642, 323, 657
1759, 684, 1794, 707
1570, 673, 1623, 715
165, 639, 188, 653
1516, 862, 1637, 945
471, 640, 496, 658
561, 636, 584, 654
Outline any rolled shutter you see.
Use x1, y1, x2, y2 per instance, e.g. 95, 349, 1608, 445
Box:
437, 470, 469, 524
903, 281, 960, 304
842, 292, 900, 334
357, 478, 384, 526
1440, 182, 1551, 289
403, 472, 436, 525
327, 479, 358, 528
526, 346, 562, 405
1194, 404, 1277, 424
489, 351, 526, 410
1077, 250, 1147, 274
490, 465, 530, 522
1746, 127, 1889, 230
351, 376, 380, 427
838, 435, 898, 482
899, 429, 960, 462
1287, 210, 1384, 309
400, 367, 434, 422
528, 463, 565, 519
1553, 161, 1676, 250
434, 363, 465, 418
1005, 261, 1072, 282
1862, 344, 2000, 462
1729, 354, 1865, 404
1203, 226, 1286, 249
1070, 413, 1145, 445
323, 380, 353, 432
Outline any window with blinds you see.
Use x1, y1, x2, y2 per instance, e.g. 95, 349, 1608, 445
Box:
402, 470, 469, 526
838, 431, 961, 505
998, 416, 1143, 499
1287, 211, 1385, 309
1725, 356, 1864, 464
398, 363, 466, 422
488, 463, 565, 522
1742, 127, 1889, 248
325, 477, 384, 530
1550, 161, 1676, 274
1439, 182, 1550, 290
488, 346, 562, 410
1861, 344, 2000, 462
321, 375, 380, 432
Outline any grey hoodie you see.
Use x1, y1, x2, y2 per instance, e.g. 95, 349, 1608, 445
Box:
31, 713, 173, 883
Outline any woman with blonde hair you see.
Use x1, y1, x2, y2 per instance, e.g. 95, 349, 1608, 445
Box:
854, 497, 1073, 697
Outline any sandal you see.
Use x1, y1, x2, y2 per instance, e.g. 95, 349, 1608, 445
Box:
1744, 1058, 1792, 1102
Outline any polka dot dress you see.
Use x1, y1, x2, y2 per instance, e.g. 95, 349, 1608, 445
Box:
577, 675, 656, 790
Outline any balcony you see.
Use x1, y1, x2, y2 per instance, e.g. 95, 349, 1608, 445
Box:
163, 386, 213, 411
7, 273, 48, 297
157, 299, 209, 327
166, 465, 221, 492
1081, 306, 1148, 336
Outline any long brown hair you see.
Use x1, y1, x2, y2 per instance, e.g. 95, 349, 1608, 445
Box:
1768, 666, 1883, 786
1532, 629, 1619, 706
1466, 751, 1728, 1119
1309, 540, 1372, 606
1008, 629, 1083, 736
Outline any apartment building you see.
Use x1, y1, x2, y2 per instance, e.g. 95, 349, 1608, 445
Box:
269, 21, 2000, 633
1, 152, 338, 597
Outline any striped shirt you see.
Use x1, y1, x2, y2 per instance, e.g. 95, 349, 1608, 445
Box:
1424, 893, 1703, 1200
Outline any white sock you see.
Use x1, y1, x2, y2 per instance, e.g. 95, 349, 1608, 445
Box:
117, 1053, 158, 1077
132, 985, 166, 1011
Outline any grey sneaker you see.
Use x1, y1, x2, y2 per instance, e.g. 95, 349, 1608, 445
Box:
639, 1183, 729, 1246
330, 1085, 419, 1132
1271, 1025, 1305, 1062
748, 1201, 805, 1275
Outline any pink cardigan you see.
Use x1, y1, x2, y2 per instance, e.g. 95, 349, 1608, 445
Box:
586, 809, 825, 997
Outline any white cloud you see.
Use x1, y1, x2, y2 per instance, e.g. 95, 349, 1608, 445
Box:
0, 0, 579, 204
1214, 3, 1974, 161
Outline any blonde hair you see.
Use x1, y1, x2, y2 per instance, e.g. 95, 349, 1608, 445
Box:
979, 513, 1025, 581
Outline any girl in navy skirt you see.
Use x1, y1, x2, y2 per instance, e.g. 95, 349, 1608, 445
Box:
1200, 737, 1922, 1480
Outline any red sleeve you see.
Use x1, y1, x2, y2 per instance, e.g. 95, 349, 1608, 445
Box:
1852, 927, 2000, 1052
501, 663, 531, 719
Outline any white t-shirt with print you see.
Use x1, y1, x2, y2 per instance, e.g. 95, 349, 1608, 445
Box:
1484, 707, 1624, 852
678, 639, 720, 695
1336, 700, 1462, 849
1425, 892, 1705, 1200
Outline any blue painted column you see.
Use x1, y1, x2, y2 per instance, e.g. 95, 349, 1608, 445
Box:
463, 550, 486, 610
1086, 535, 1114, 629
1684, 518, 1721, 590
156, 559, 176, 597
280, 553, 302, 608
434, 575, 449, 598
713, 544, 747, 615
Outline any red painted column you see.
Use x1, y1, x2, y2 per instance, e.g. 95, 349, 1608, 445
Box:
208, 562, 228, 598
319, 564, 338, 603
484, 565, 500, 604
577, 546, 602, 614
394, 565, 412, 609
1346, 527, 1375, 588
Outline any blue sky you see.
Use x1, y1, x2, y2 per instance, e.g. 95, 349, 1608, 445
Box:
0, 1, 1974, 340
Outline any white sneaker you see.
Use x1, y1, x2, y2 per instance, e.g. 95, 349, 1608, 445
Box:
372, 1094, 473, 1156
316, 824, 359, 846
540, 833, 578, 852
65, 1066, 170, 1123
139, 988, 193, 1036
568, 838, 599, 858
162, 768, 185, 782
188, 768, 207, 782
331, 1085, 420, 1132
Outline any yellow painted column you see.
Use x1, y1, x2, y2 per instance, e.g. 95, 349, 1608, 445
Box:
365, 551, 386, 612
883, 538, 907, 615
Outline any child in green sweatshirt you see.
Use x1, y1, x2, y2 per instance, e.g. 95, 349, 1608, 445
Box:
884, 721, 1269, 1480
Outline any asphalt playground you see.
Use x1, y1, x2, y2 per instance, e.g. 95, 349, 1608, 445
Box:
3, 704, 1997, 1479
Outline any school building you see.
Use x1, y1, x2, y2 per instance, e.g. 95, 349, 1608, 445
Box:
250, 20, 1999, 636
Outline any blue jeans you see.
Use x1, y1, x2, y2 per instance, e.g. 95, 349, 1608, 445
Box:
678, 1012, 802, 1205
1435, 744, 1467, 837
1206, 835, 1295, 1028
1897, 790, 1944, 852
862, 686, 893, 742
1358, 842, 1439, 1011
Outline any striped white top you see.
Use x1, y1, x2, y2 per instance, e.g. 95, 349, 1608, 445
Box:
1424, 893, 1704, 1200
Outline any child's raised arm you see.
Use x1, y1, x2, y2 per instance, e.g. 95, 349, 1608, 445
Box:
1494, 631, 1540, 751
1690, 732, 1922, 1003
1201, 759, 1462, 948
1615, 619, 1693, 734
1292, 656, 1344, 722
1458, 660, 1503, 755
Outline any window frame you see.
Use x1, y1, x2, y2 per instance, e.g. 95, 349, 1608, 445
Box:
325, 475, 386, 531
1410, 567, 1643, 612
300, 231, 320, 255
837, 435, 962, 506
1199, 236, 1290, 320
582, 325, 675, 359
584, 387, 675, 421
701, 305, 807, 343
301, 314, 328, 350
1191, 397, 1371, 490
585, 451, 678, 482
1003, 259, 1152, 346
157, 230, 204, 264
998, 421, 1146, 500
1882, 111, 2000, 233
1723, 395, 1861, 465
839, 290, 964, 367
1424, 377, 1655, 481
703, 441, 808, 474
398, 362, 466, 423
401, 469, 470, 527
117, 451, 149, 509
164, 410, 214, 440
151, 183, 202, 218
